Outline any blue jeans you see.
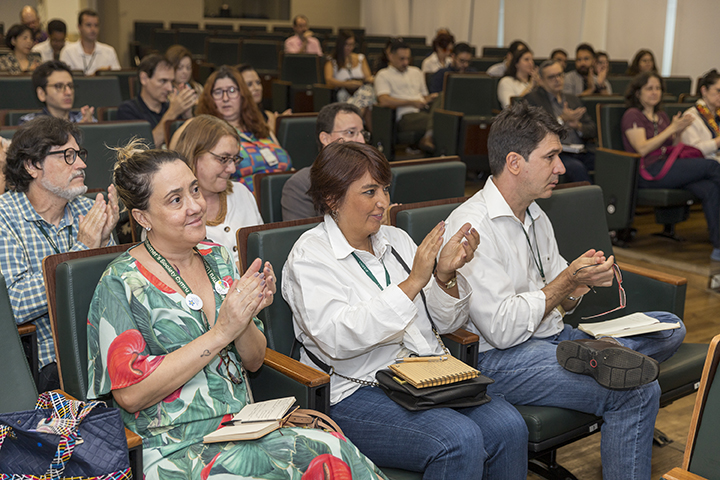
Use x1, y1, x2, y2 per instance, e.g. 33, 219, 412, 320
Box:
330, 385, 528, 479
477, 311, 685, 480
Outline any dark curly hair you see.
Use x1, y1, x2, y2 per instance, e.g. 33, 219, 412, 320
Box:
625, 71, 665, 112
5, 116, 82, 193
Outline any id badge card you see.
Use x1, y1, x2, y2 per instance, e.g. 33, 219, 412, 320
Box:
260, 147, 279, 166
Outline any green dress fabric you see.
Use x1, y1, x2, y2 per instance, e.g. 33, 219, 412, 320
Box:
87, 242, 386, 480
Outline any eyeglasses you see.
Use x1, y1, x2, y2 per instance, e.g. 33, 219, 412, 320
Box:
47, 82, 75, 92
332, 128, 371, 143
577, 263, 626, 320
208, 150, 242, 166
46, 147, 88, 165
211, 87, 240, 100
545, 72, 564, 81
217, 348, 243, 384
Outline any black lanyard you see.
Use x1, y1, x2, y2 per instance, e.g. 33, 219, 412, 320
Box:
351, 252, 390, 290
36, 222, 72, 255
521, 209, 546, 284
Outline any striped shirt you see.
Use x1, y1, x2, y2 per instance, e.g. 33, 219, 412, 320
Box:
0, 191, 113, 369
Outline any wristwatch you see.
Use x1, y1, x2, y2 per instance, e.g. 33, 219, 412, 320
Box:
437, 274, 457, 289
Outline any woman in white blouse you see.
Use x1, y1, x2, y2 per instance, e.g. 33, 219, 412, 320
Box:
324, 30, 375, 121
421, 32, 454, 74
680, 69, 720, 162
282, 142, 528, 479
497, 49, 537, 108
174, 115, 263, 263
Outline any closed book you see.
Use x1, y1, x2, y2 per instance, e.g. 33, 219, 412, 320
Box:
578, 312, 681, 338
388, 355, 479, 388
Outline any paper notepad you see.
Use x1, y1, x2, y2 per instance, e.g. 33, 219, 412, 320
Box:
203, 396, 296, 443
388, 355, 479, 388
578, 312, 681, 339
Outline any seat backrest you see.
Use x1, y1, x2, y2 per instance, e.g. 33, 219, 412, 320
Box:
79, 121, 154, 190
206, 38, 241, 66
74, 77, 123, 109
43, 245, 135, 401
663, 76, 692, 98
0, 77, 41, 110
482, 46, 507, 57
275, 113, 318, 170
609, 60, 628, 75
1, 109, 37, 126
685, 334, 720, 478
281, 54, 320, 85
134, 21, 164, 45
0, 274, 38, 413
468, 57, 502, 72
391, 198, 467, 245
444, 73, 499, 116
607, 76, 631, 97
597, 103, 627, 150
237, 219, 321, 358
96, 70, 137, 102
177, 29, 209, 56
239, 40, 280, 74
663, 103, 689, 120
0, 128, 17, 141
390, 161, 467, 205
254, 171, 294, 223
151, 28, 177, 52
579, 95, 623, 129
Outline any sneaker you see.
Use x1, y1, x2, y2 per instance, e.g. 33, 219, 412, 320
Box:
556, 338, 659, 389
711, 248, 720, 261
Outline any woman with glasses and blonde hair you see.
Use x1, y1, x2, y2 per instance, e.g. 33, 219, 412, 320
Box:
174, 114, 263, 263
195, 65, 291, 192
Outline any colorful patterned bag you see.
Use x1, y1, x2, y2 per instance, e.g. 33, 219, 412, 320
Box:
0, 391, 131, 479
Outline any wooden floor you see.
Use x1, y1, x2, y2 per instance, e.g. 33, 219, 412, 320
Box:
461, 182, 720, 479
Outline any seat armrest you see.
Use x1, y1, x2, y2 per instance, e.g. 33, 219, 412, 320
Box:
370, 105, 396, 158
262, 348, 329, 387
442, 328, 479, 345
442, 328, 480, 368
433, 108, 463, 156
271, 80, 291, 112
617, 262, 687, 286
17, 323, 36, 335
661, 468, 708, 480
594, 147, 640, 232
125, 428, 142, 449
312, 83, 334, 111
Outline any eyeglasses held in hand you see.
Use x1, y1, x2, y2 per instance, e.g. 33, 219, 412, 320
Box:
575, 263, 625, 320
46, 147, 88, 165
217, 348, 243, 384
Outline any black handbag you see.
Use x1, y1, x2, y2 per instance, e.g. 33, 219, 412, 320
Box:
375, 369, 494, 411
0, 391, 131, 479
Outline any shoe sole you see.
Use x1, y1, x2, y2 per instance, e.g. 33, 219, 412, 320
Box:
556, 340, 659, 389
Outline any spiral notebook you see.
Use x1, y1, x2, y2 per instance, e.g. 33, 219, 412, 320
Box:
388, 355, 479, 388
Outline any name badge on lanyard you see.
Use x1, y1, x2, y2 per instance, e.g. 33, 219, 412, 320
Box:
260, 147, 278, 166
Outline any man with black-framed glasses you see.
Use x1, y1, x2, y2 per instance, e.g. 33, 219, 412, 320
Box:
0, 116, 119, 393
20, 60, 96, 125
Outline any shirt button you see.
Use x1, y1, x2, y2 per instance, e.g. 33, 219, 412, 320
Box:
233, 246, 237, 252
224, 226, 231, 232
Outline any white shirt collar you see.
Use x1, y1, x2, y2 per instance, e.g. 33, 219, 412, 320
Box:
324, 214, 391, 260
482, 176, 542, 227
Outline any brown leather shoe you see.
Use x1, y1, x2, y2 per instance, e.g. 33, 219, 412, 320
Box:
556, 338, 659, 389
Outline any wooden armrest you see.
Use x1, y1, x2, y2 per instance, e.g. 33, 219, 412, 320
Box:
661, 468, 708, 480
442, 328, 479, 345
435, 108, 463, 118
618, 262, 687, 286
17, 323, 36, 335
263, 348, 330, 388
596, 147, 641, 158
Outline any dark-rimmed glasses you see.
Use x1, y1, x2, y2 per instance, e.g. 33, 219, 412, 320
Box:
217, 348, 243, 384
208, 151, 242, 166
211, 87, 240, 100
46, 148, 88, 165
48, 82, 75, 92
576, 263, 625, 320
332, 128, 371, 143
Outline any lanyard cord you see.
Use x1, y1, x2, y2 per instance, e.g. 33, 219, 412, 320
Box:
36, 223, 72, 255
351, 252, 390, 290
82, 50, 97, 75
521, 209, 546, 284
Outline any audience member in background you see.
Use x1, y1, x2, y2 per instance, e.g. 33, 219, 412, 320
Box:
196, 66, 291, 192
680, 70, 720, 162
627, 49, 657, 76
497, 48, 537, 108
118, 54, 196, 147
375, 40, 438, 148
595, 51, 610, 77
429, 42, 476, 94
622, 72, 720, 261
324, 29, 375, 123
524, 59, 595, 183
20, 5, 46, 44
486, 40, 528, 78
284, 14, 323, 56
20, 60, 96, 124
0, 116, 118, 392
550, 48, 568, 70
31, 19, 66, 62
238, 64, 290, 135
371, 38, 393, 74
421, 32, 454, 74
282, 102, 368, 221
283, 141, 528, 480
59, 10, 120, 75
564, 43, 611, 96
0, 24, 41, 74
174, 115, 262, 263
166, 45, 204, 98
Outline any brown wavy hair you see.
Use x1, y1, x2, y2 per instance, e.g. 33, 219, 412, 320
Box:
196, 65, 269, 139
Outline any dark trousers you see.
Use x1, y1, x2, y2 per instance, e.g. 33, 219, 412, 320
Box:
38, 362, 60, 393
560, 150, 595, 183
639, 157, 720, 248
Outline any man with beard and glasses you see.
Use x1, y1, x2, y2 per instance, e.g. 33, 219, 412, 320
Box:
563, 43, 612, 97
0, 116, 118, 392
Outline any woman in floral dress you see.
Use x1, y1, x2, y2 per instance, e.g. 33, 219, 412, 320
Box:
86, 142, 386, 480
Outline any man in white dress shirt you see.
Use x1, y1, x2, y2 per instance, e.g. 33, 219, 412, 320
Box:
443, 102, 686, 479
59, 10, 120, 75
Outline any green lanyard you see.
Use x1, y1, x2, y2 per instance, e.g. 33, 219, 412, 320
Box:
521, 209, 546, 284
36, 222, 72, 255
351, 252, 391, 290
